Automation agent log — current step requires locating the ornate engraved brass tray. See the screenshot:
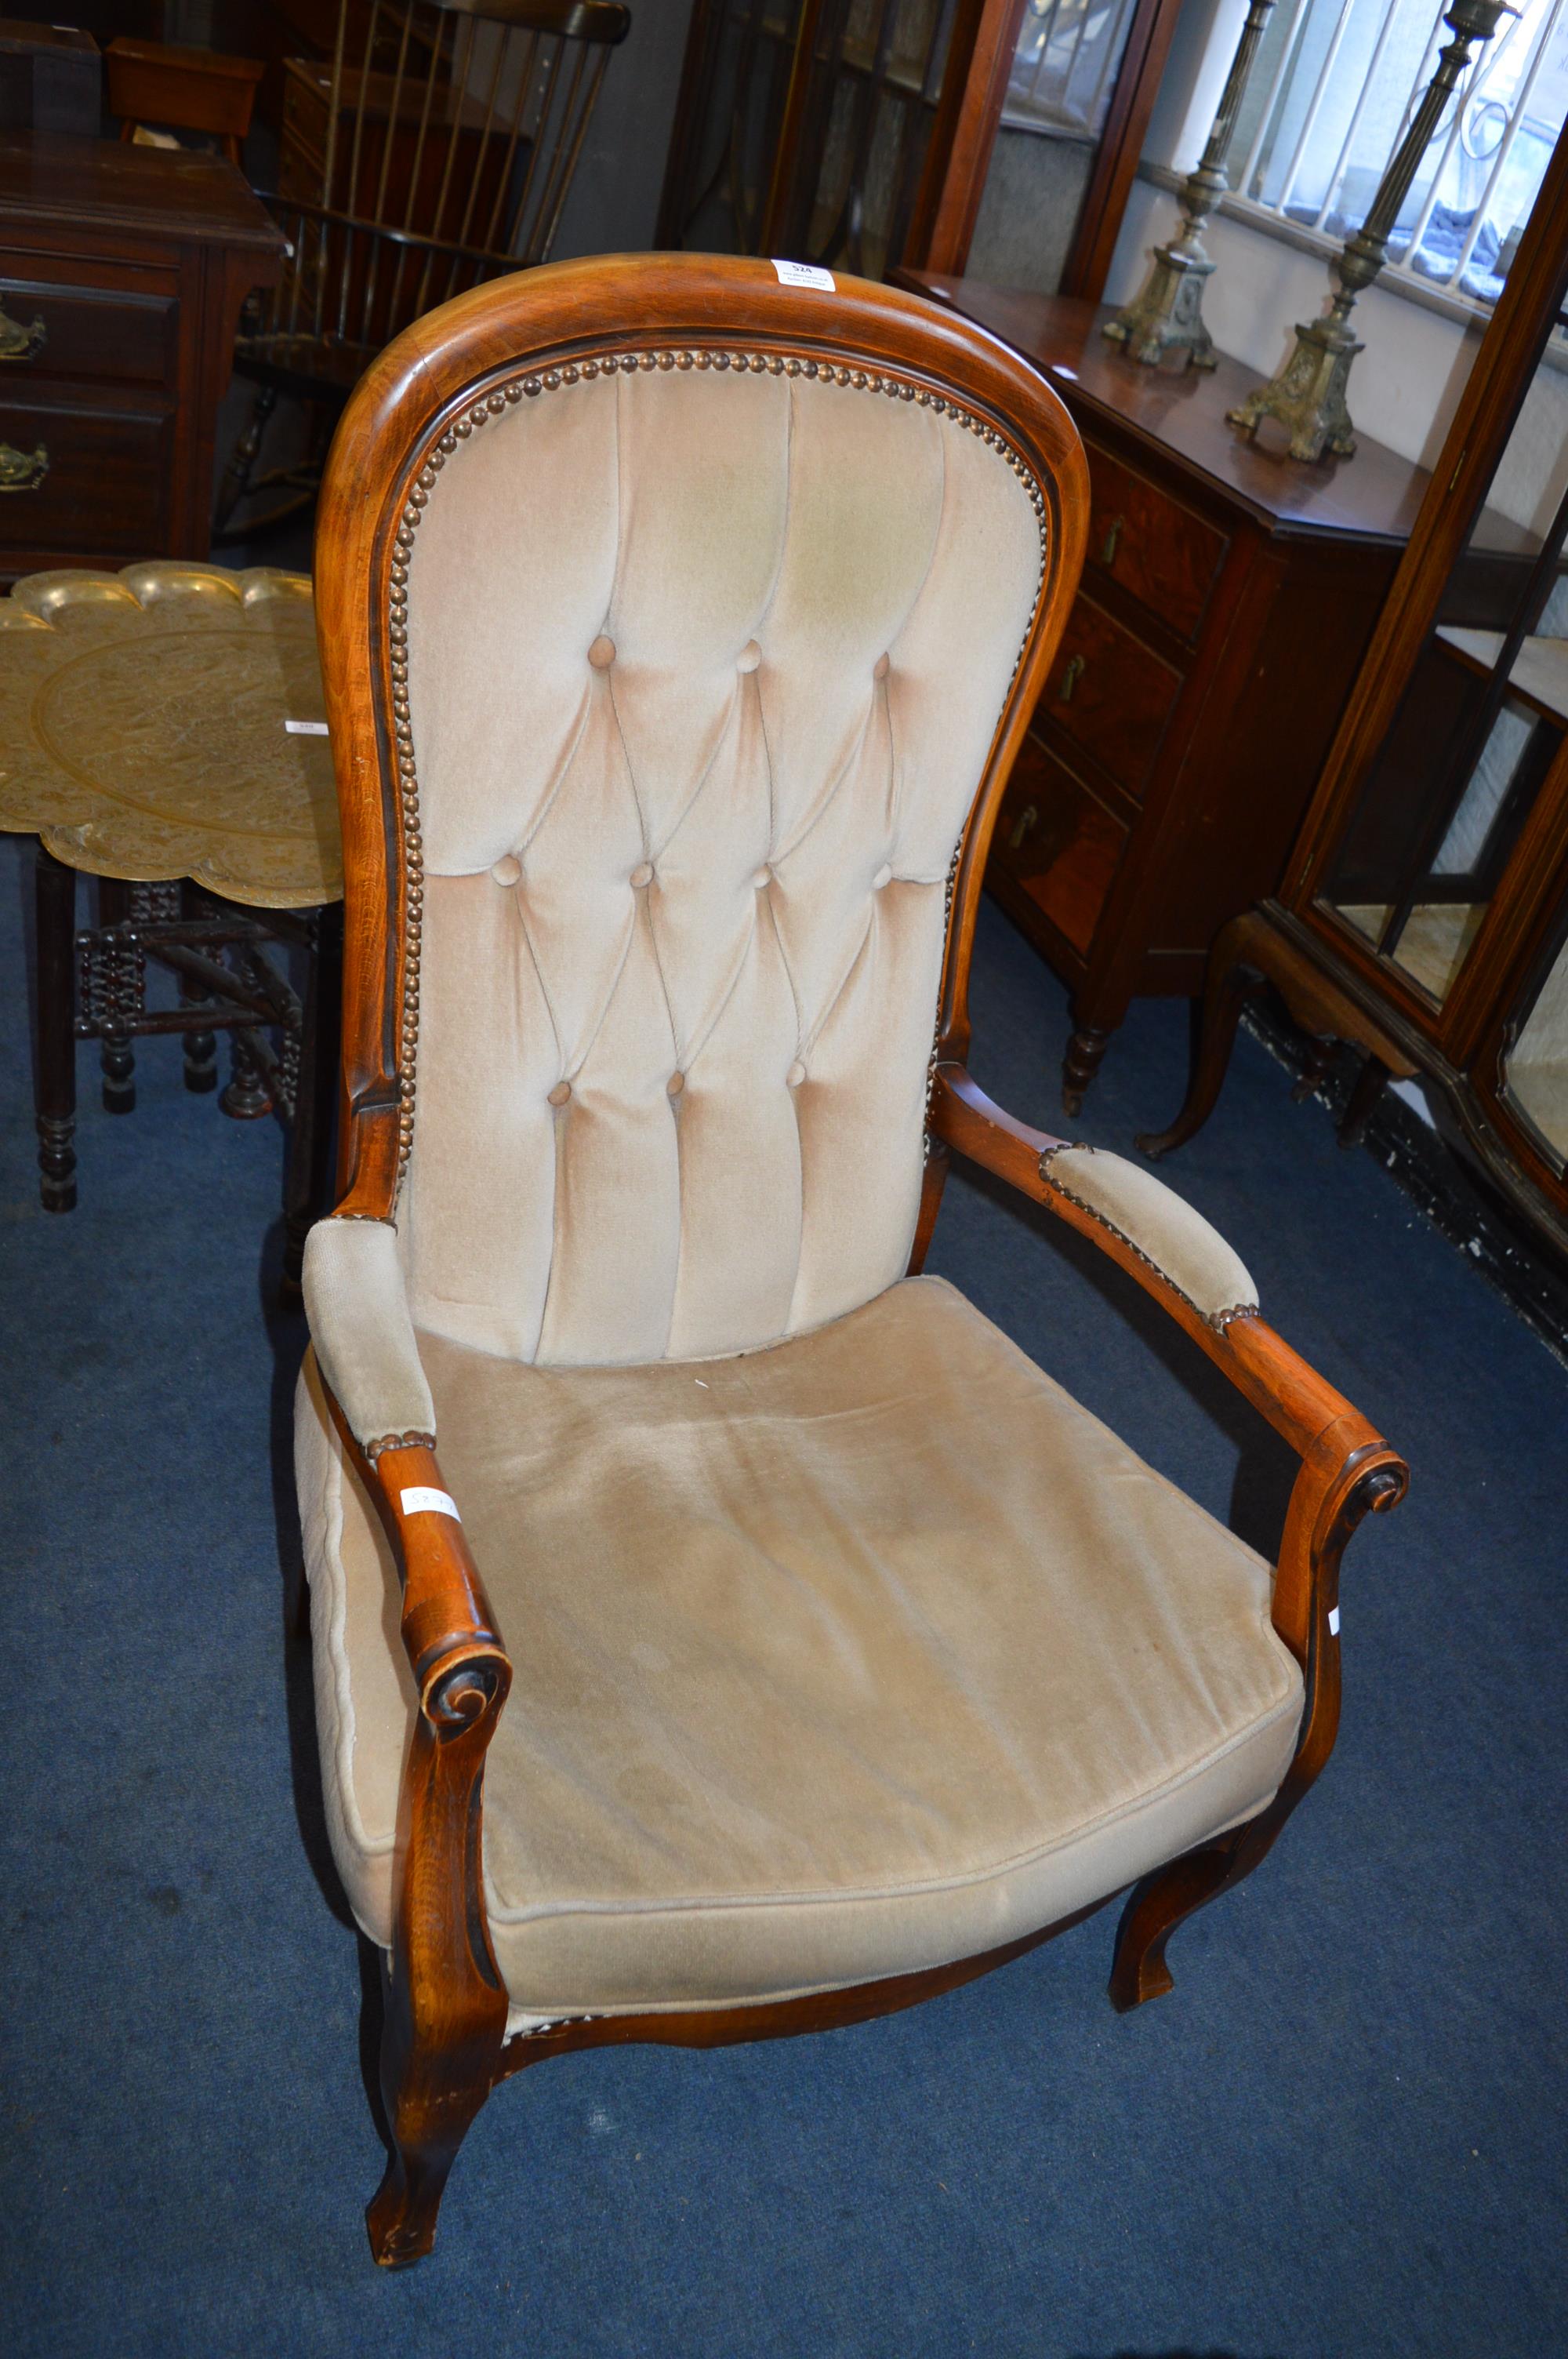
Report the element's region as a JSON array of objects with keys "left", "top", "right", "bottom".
[{"left": 0, "top": 562, "right": 338, "bottom": 908}]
